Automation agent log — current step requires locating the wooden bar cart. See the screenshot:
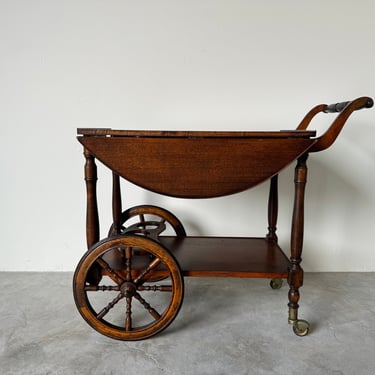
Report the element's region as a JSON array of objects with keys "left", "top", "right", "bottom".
[{"left": 73, "top": 96, "right": 373, "bottom": 341}]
